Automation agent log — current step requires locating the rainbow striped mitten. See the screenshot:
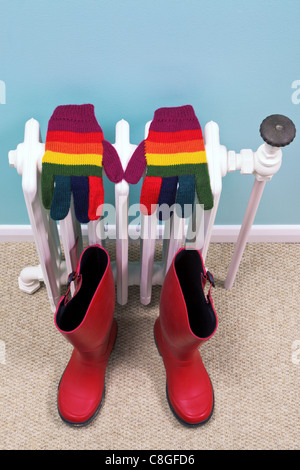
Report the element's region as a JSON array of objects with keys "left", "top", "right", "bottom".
[
  {"left": 124, "top": 105, "right": 213, "bottom": 218},
  {"left": 41, "top": 104, "right": 123, "bottom": 223}
]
